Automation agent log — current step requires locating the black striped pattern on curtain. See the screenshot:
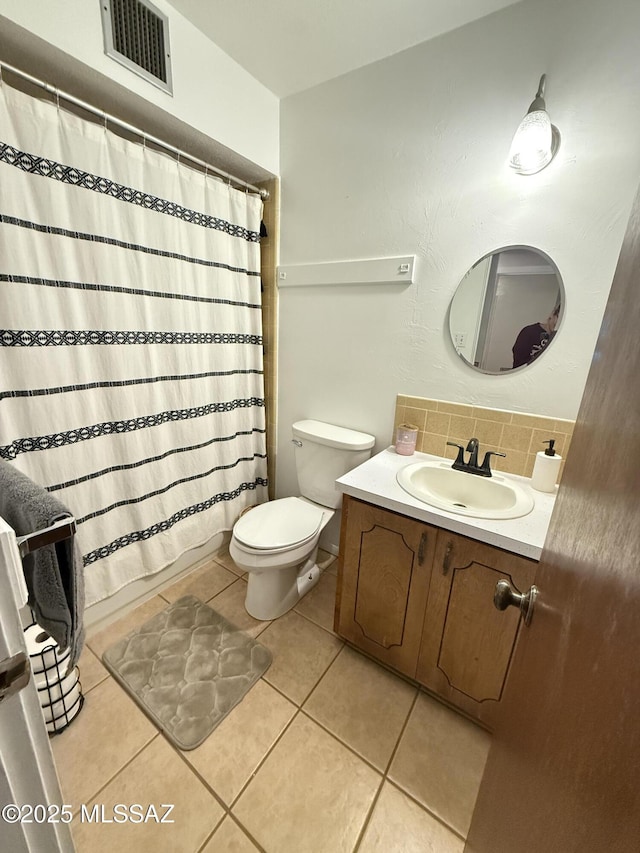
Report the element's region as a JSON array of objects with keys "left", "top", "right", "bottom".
[{"left": 0, "top": 84, "right": 268, "bottom": 605}]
